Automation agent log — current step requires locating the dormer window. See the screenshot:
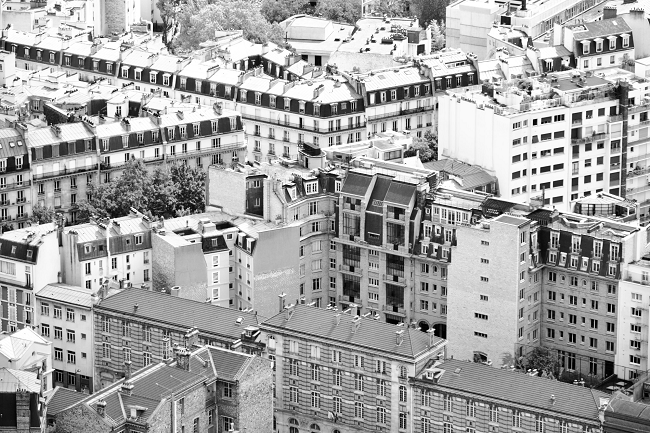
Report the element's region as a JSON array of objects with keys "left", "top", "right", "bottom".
[
  {"left": 270, "top": 95, "right": 276, "bottom": 108},
  {"left": 314, "top": 104, "right": 320, "bottom": 116},
  {"left": 93, "top": 60, "right": 99, "bottom": 71},
  {"left": 64, "top": 55, "right": 70, "bottom": 66},
  {"left": 622, "top": 34, "right": 630, "bottom": 48},
  {"left": 134, "top": 68, "right": 142, "bottom": 81},
  {"left": 210, "top": 83, "right": 217, "bottom": 95},
  {"left": 404, "top": 87, "right": 409, "bottom": 98},
  {"left": 289, "top": 186, "right": 296, "bottom": 200},
  {"left": 168, "top": 127, "right": 175, "bottom": 140},
  {"left": 230, "top": 117, "right": 236, "bottom": 130},
  {"left": 255, "top": 92, "right": 262, "bottom": 105},
  {"left": 225, "top": 86, "right": 231, "bottom": 98},
  {"left": 78, "top": 58, "right": 84, "bottom": 68},
  {"left": 36, "top": 50, "right": 42, "bottom": 61},
  {"left": 595, "top": 38, "right": 603, "bottom": 52},
  {"left": 608, "top": 36, "right": 616, "bottom": 50},
  {"left": 163, "top": 74, "right": 170, "bottom": 86},
  {"left": 240, "top": 90, "right": 247, "bottom": 102},
  {"left": 121, "top": 66, "right": 129, "bottom": 78},
  {"left": 24, "top": 48, "right": 30, "bottom": 57},
  {"left": 305, "top": 181, "right": 318, "bottom": 194},
  {"left": 582, "top": 41, "right": 590, "bottom": 55},
  {"left": 299, "top": 101, "right": 305, "bottom": 114},
  {"left": 180, "top": 77, "right": 186, "bottom": 90},
  {"left": 331, "top": 103, "right": 338, "bottom": 115},
  {"left": 193, "top": 124, "right": 199, "bottom": 135},
  {"left": 195, "top": 80, "right": 202, "bottom": 92},
  {"left": 150, "top": 72, "right": 156, "bottom": 83},
  {"left": 122, "top": 136, "right": 128, "bottom": 148},
  {"left": 284, "top": 98, "right": 290, "bottom": 111}
]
